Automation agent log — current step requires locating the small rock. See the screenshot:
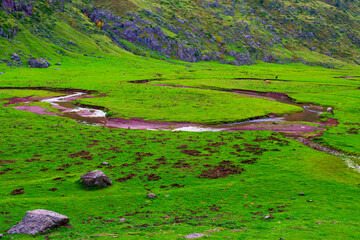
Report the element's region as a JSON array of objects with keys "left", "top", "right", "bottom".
[
  {"left": 0, "top": 72, "right": 4, "bottom": 75},
  {"left": 54, "top": 68, "right": 60, "bottom": 70},
  {"left": 119, "top": 218, "right": 126, "bottom": 222},
  {"left": 146, "top": 193, "right": 156, "bottom": 198},
  {"left": 308, "top": 200, "right": 313, "bottom": 202},
  {"left": 264, "top": 215, "right": 270, "bottom": 219},
  {"left": 299, "top": 192, "right": 305, "bottom": 196},
  {"left": 7, "top": 209, "right": 69, "bottom": 235},
  {"left": 81, "top": 170, "right": 113, "bottom": 188},
  {"left": 0, "top": 233, "right": 3, "bottom": 238},
  {"left": 101, "top": 161, "right": 109, "bottom": 165},
  {"left": 184, "top": 233, "right": 204, "bottom": 239},
  {"left": 67, "top": 41, "right": 76, "bottom": 46},
  {"left": 55, "top": 63, "right": 62, "bottom": 65},
  {"left": 291, "top": 197, "right": 295, "bottom": 200},
  {"left": 165, "top": 195, "right": 169, "bottom": 197}
]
